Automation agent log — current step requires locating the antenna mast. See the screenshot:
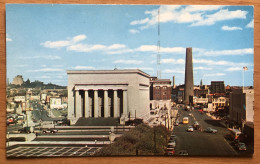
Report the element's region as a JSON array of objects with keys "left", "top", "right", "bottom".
[{"left": 157, "top": 8, "right": 161, "bottom": 79}]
